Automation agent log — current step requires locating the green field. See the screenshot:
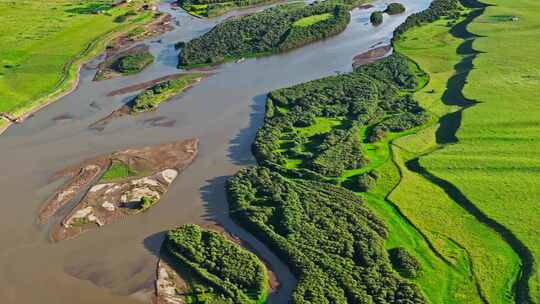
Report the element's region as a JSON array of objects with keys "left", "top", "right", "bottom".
[
  {"left": 293, "top": 13, "right": 332, "bottom": 27},
  {"left": 416, "top": 0, "right": 540, "bottom": 302},
  {"left": 0, "top": 0, "right": 156, "bottom": 117}
]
